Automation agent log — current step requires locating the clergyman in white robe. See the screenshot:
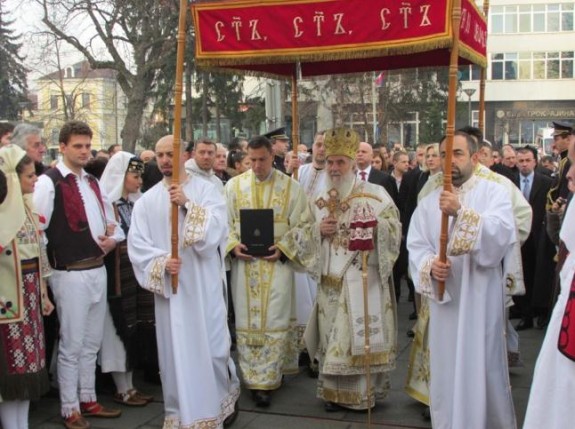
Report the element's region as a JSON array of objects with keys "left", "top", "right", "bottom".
[
  {"left": 408, "top": 174, "right": 518, "bottom": 429},
  {"left": 523, "top": 194, "right": 575, "bottom": 429},
  {"left": 294, "top": 162, "right": 327, "bottom": 339},
  {"left": 129, "top": 176, "right": 239, "bottom": 428}
]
